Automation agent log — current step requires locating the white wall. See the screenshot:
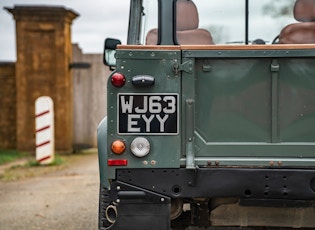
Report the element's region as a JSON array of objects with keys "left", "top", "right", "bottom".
[{"left": 72, "top": 44, "right": 110, "bottom": 149}]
